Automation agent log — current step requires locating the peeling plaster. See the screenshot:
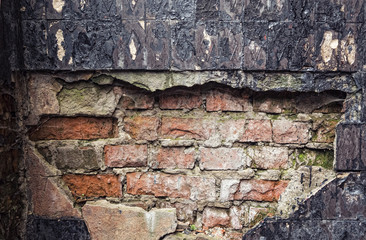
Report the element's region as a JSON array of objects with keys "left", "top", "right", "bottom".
[
  {"left": 55, "top": 29, "right": 65, "bottom": 61},
  {"left": 52, "top": 0, "right": 65, "bottom": 13}
]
